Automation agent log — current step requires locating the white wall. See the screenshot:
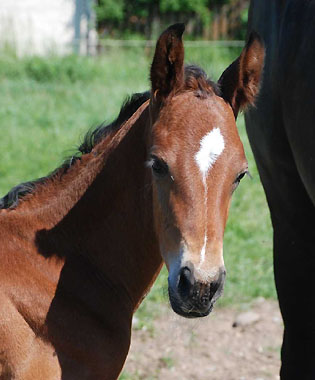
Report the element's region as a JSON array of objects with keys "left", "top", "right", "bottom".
[{"left": 0, "top": 0, "right": 97, "bottom": 55}]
